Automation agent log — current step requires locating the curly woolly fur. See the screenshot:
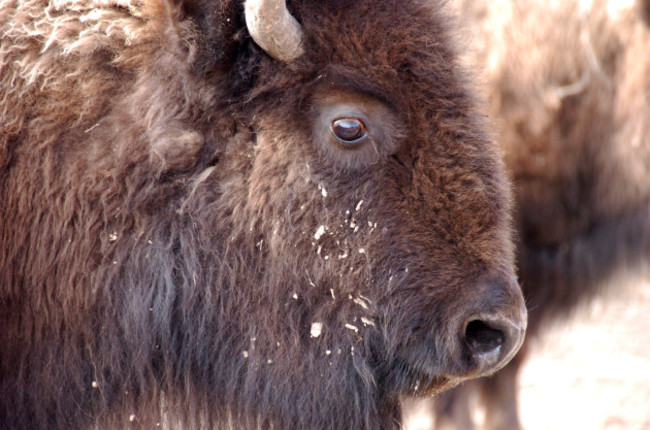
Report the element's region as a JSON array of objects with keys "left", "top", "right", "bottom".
[
  {"left": 431, "top": 1, "right": 650, "bottom": 429},
  {"left": 0, "top": 0, "right": 526, "bottom": 429}
]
